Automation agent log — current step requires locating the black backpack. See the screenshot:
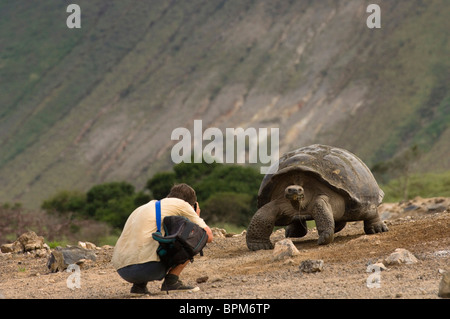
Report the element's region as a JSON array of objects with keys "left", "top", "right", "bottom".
[{"left": 152, "top": 201, "right": 208, "bottom": 268}]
